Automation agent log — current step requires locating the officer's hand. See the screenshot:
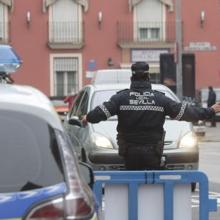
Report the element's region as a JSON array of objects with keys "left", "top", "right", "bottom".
[
  {"left": 81, "top": 115, "right": 88, "bottom": 126},
  {"left": 211, "top": 103, "right": 220, "bottom": 113}
]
